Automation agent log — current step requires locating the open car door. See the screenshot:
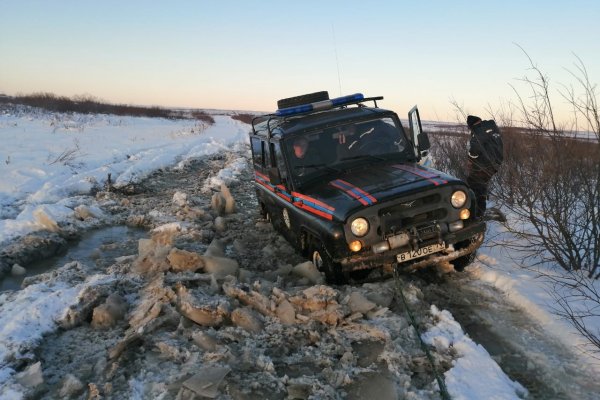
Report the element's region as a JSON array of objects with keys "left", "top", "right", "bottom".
[{"left": 408, "top": 106, "right": 431, "bottom": 164}]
